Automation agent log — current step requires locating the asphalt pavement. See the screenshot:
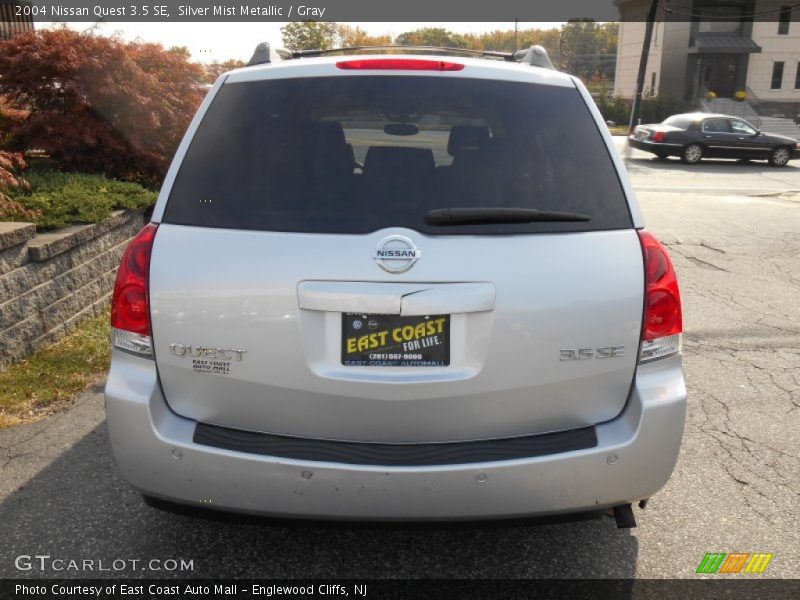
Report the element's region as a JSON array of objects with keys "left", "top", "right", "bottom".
[{"left": 1, "top": 142, "right": 798, "bottom": 579}]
